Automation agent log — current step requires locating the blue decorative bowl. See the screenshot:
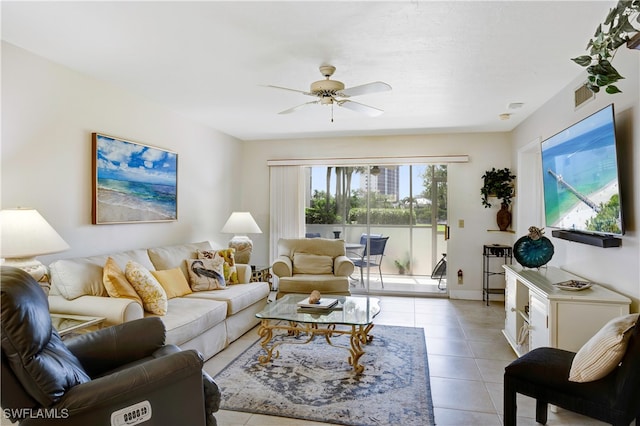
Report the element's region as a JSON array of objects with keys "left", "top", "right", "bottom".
[{"left": 513, "top": 236, "right": 554, "bottom": 268}]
